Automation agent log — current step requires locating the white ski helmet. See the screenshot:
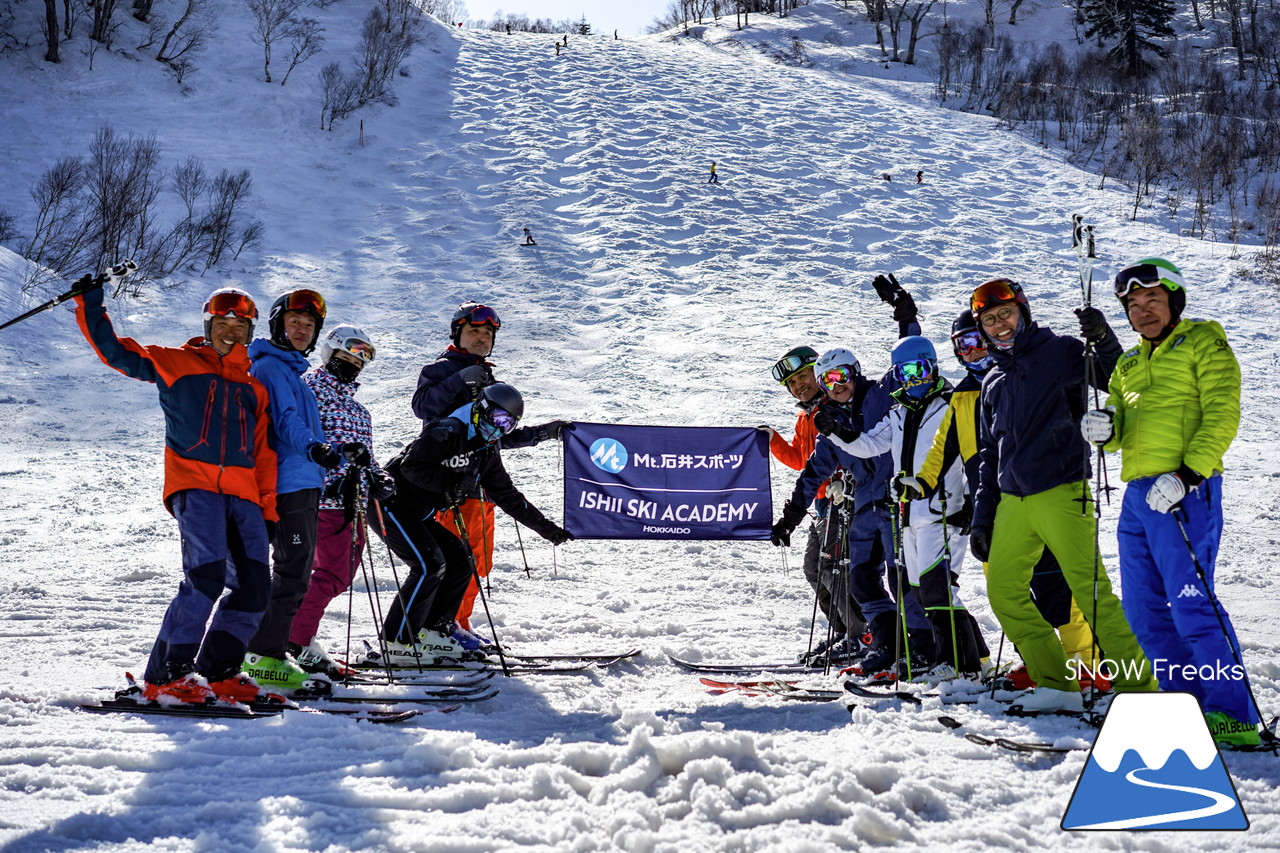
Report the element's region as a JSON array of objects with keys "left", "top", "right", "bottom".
[
  {"left": 319, "top": 324, "right": 376, "bottom": 365},
  {"left": 814, "top": 347, "right": 861, "bottom": 390},
  {"left": 202, "top": 287, "right": 258, "bottom": 342}
]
